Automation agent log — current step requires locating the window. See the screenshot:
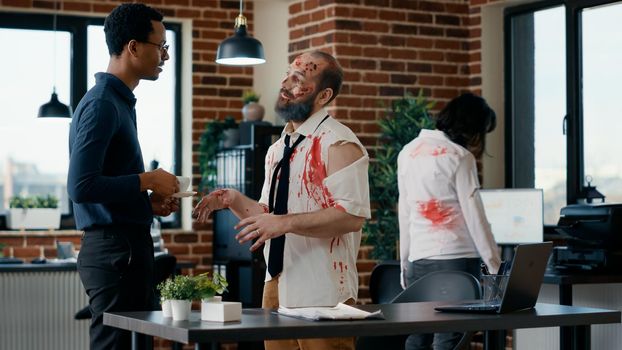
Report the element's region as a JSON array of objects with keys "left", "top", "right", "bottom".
[
  {"left": 581, "top": 3, "right": 622, "bottom": 203},
  {"left": 0, "top": 28, "right": 72, "bottom": 214},
  {"left": 505, "top": 0, "right": 622, "bottom": 225},
  {"left": 0, "top": 13, "right": 182, "bottom": 228},
  {"left": 87, "top": 26, "right": 178, "bottom": 176}
]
